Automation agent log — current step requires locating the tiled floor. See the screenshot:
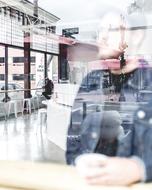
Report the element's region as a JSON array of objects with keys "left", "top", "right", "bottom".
[{"left": 0, "top": 111, "right": 65, "bottom": 164}]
